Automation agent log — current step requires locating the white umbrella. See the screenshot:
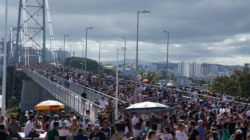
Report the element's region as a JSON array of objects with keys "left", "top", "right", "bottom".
[{"left": 124, "top": 101, "right": 174, "bottom": 114}]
